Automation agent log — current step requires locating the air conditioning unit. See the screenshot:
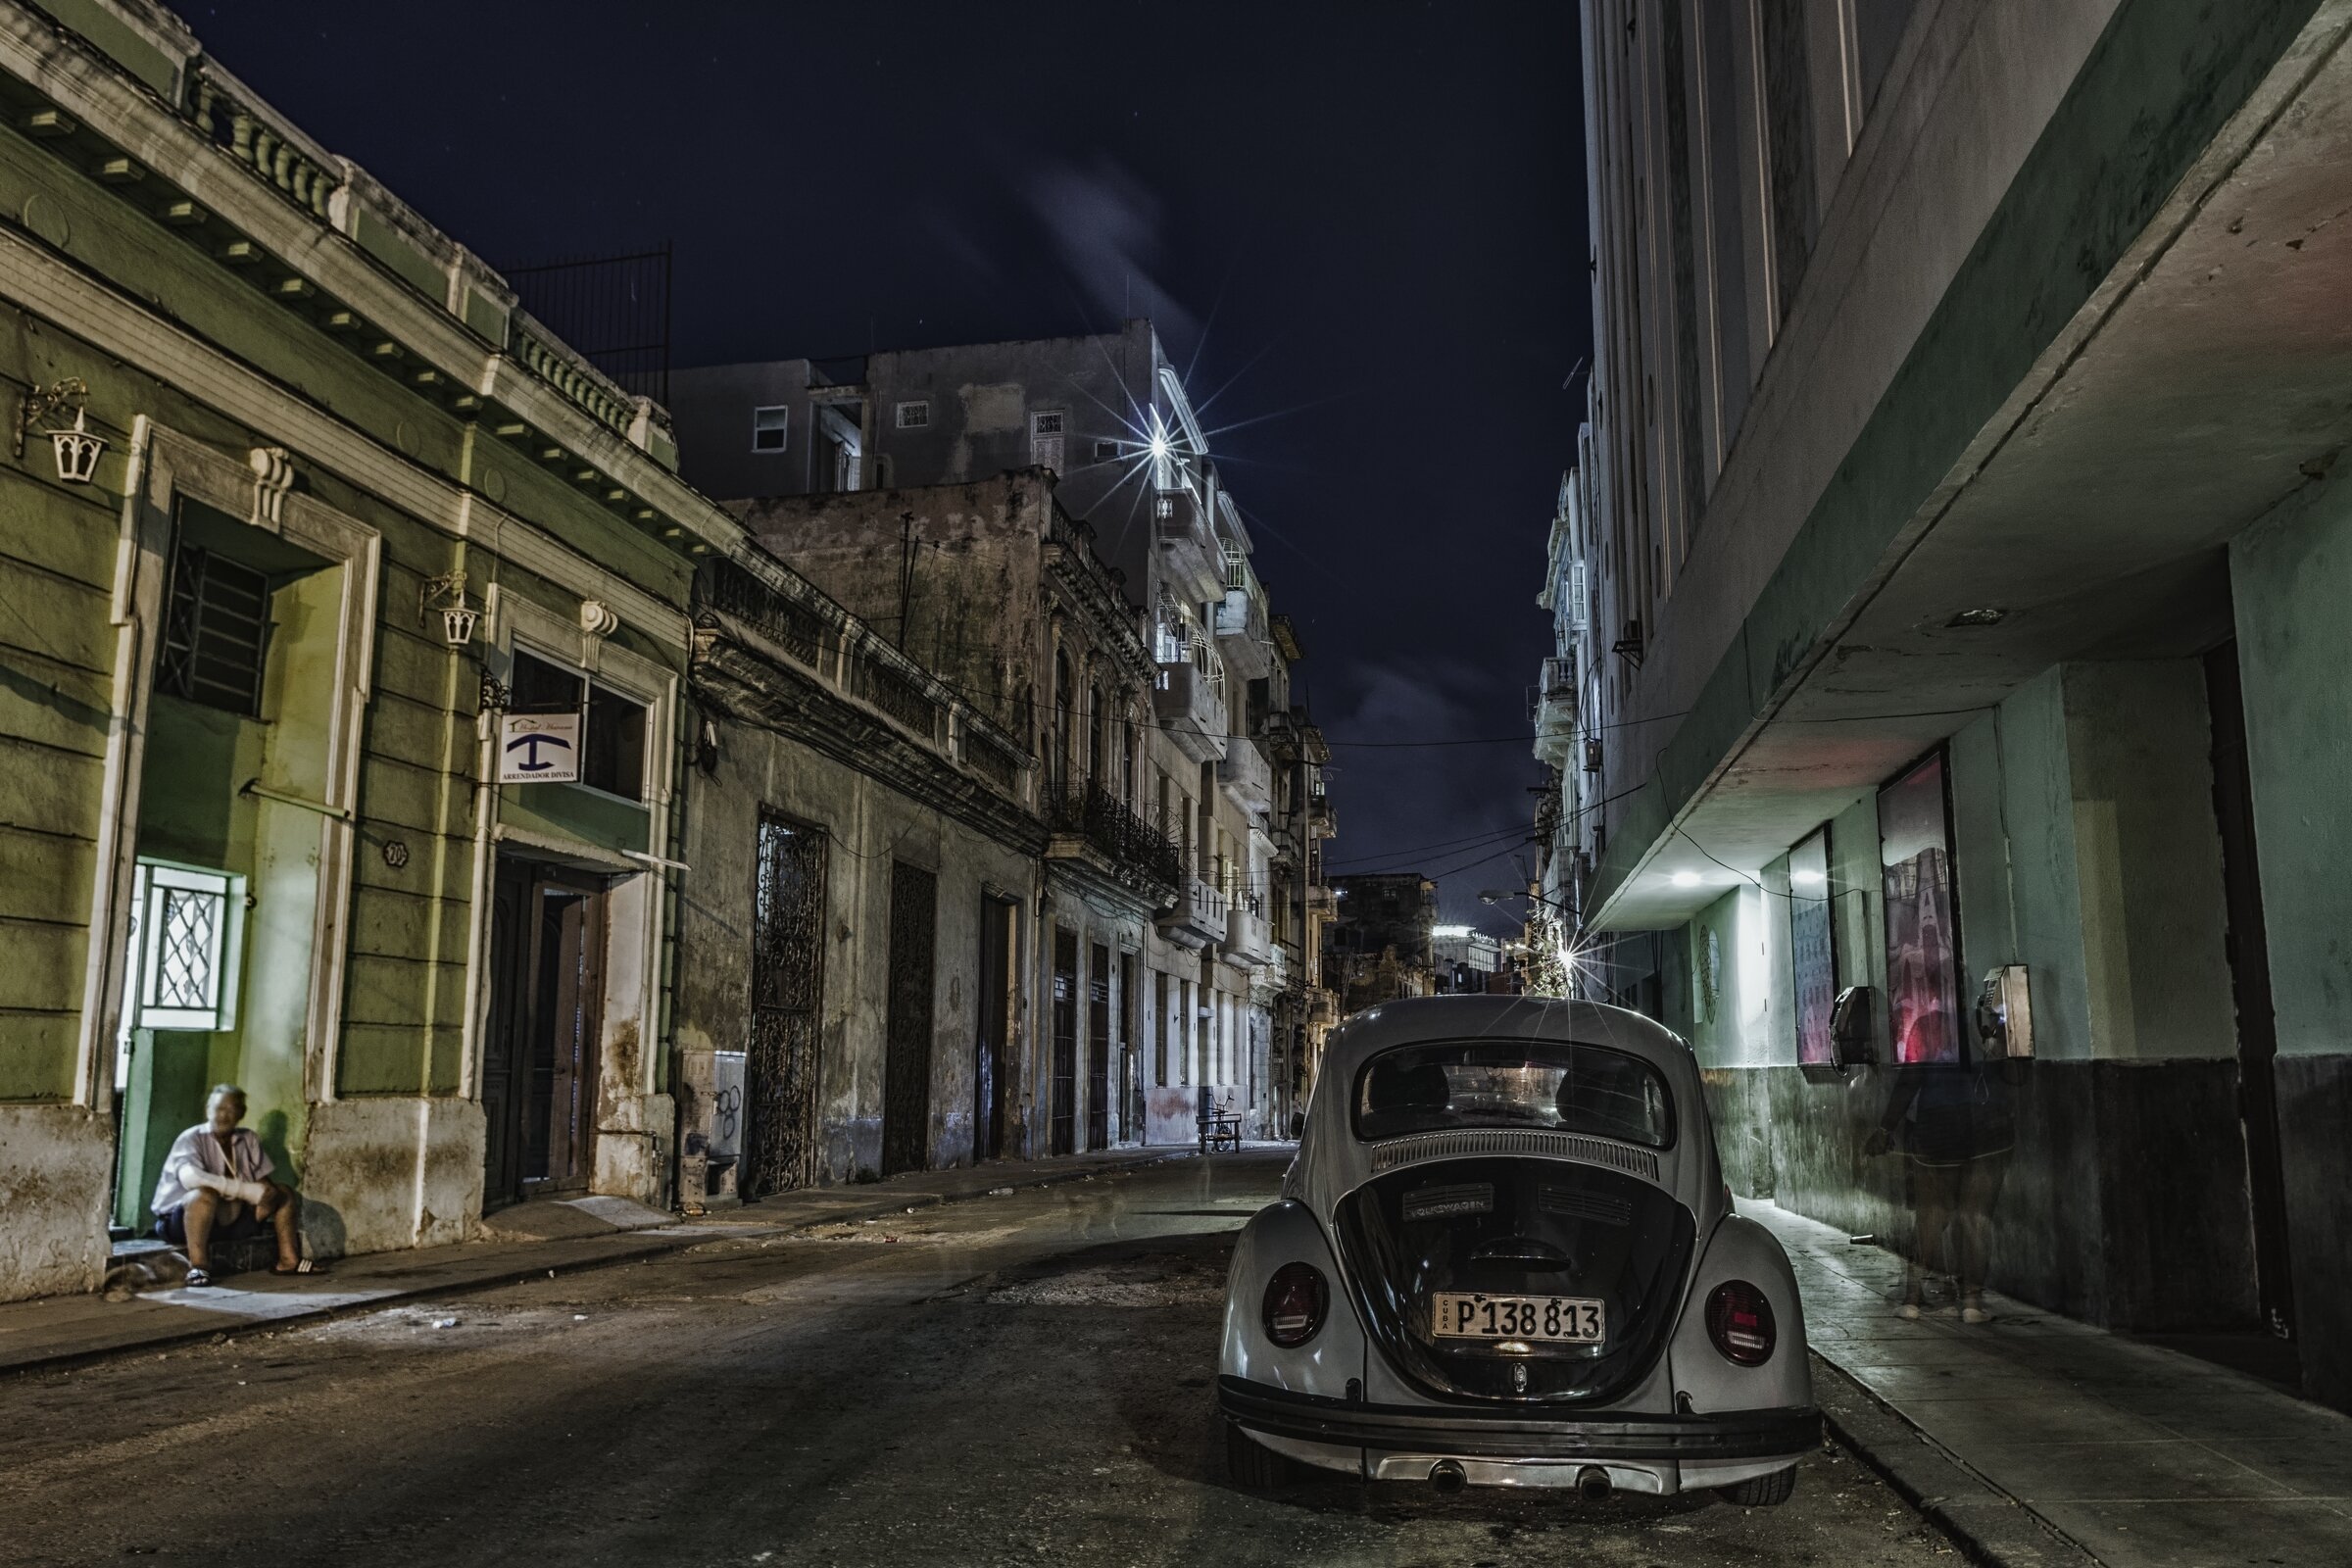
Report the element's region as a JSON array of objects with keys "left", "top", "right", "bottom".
[{"left": 1582, "top": 737, "right": 1603, "bottom": 774}]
